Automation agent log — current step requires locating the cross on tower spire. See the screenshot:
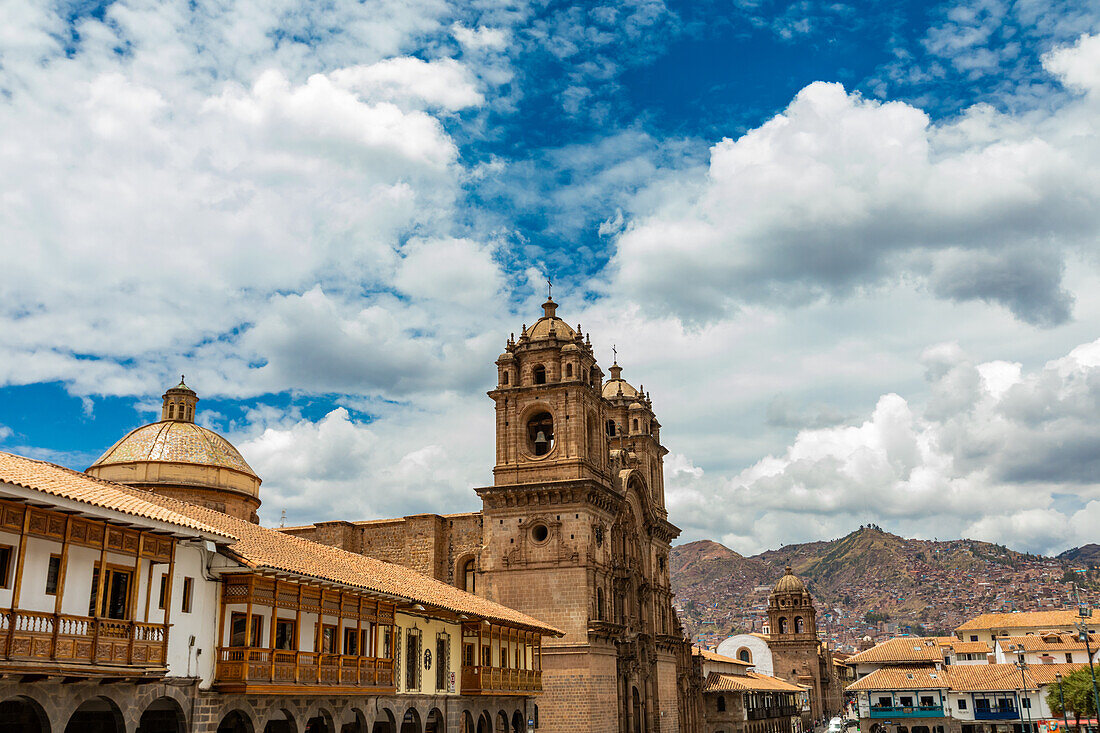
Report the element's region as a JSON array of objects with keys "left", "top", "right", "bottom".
[{"left": 547, "top": 278, "right": 552, "bottom": 299}]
